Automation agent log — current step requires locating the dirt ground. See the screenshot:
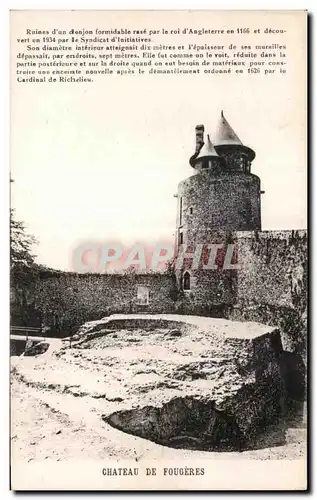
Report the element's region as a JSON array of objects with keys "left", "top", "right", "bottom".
[
  {"left": 10, "top": 327, "right": 307, "bottom": 463},
  {"left": 10, "top": 377, "right": 307, "bottom": 463}
]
